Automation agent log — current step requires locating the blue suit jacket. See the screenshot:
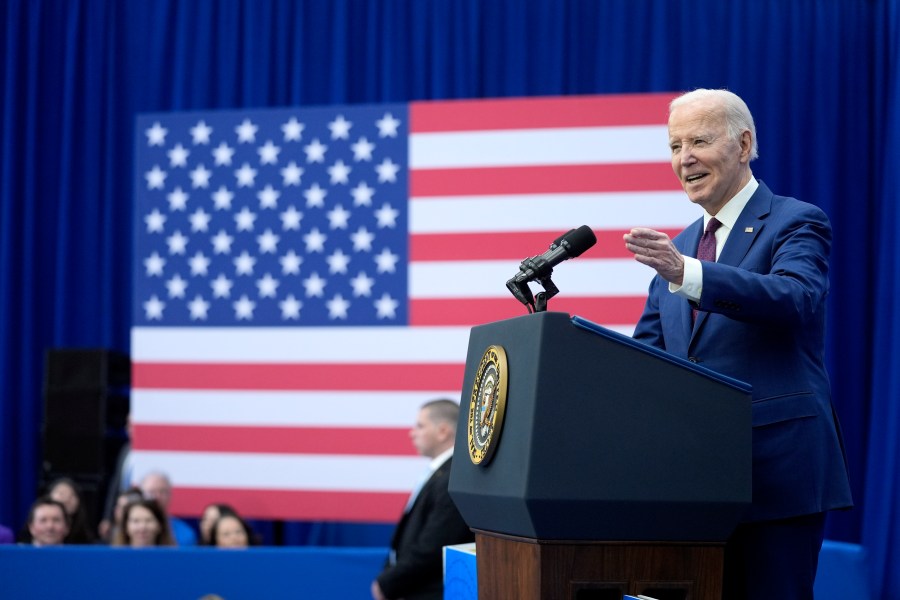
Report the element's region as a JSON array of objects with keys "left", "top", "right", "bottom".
[{"left": 633, "top": 181, "right": 852, "bottom": 522}]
